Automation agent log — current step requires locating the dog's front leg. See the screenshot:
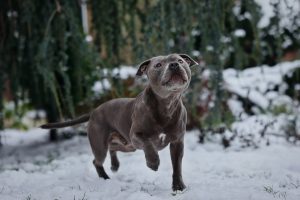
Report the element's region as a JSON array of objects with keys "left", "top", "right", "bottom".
[
  {"left": 143, "top": 140, "right": 160, "bottom": 171},
  {"left": 132, "top": 132, "right": 160, "bottom": 171},
  {"left": 170, "top": 139, "right": 186, "bottom": 192}
]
